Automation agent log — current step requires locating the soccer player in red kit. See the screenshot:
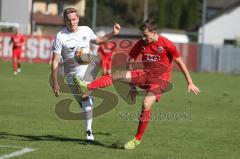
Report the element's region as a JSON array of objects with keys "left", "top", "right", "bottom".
[
  {"left": 73, "top": 19, "right": 200, "bottom": 149},
  {"left": 98, "top": 42, "right": 116, "bottom": 75},
  {"left": 10, "top": 28, "right": 25, "bottom": 75}
]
